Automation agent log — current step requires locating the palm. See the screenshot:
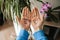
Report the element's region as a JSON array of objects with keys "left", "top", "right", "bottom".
[
  {"left": 16, "top": 7, "right": 31, "bottom": 30},
  {"left": 31, "top": 7, "right": 44, "bottom": 30}
]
